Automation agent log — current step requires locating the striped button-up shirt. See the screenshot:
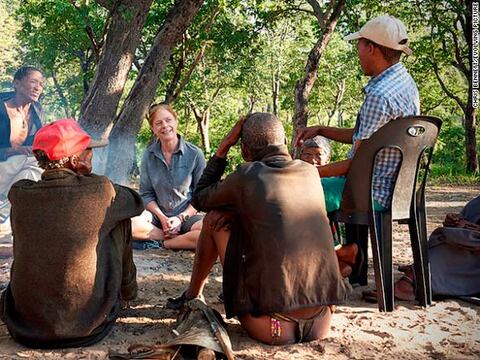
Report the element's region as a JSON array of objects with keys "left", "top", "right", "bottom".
[{"left": 348, "top": 63, "right": 420, "bottom": 208}]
